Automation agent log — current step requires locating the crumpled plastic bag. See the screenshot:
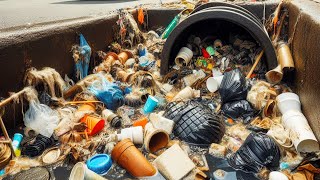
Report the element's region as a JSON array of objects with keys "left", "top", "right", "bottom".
[
  {"left": 163, "top": 100, "right": 225, "bottom": 146},
  {"left": 24, "top": 100, "right": 59, "bottom": 138},
  {"left": 222, "top": 100, "right": 256, "bottom": 124},
  {"left": 219, "top": 69, "right": 249, "bottom": 103},
  {"left": 228, "top": 132, "right": 280, "bottom": 174},
  {"left": 73, "top": 34, "right": 91, "bottom": 81},
  {"left": 88, "top": 74, "right": 124, "bottom": 110}
]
